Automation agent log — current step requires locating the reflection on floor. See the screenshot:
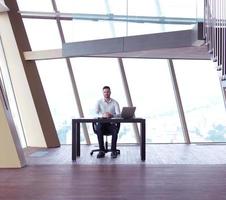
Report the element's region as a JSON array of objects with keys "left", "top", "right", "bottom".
[{"left": 24, "top": 143, "right": 226, "bottom": 165}]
